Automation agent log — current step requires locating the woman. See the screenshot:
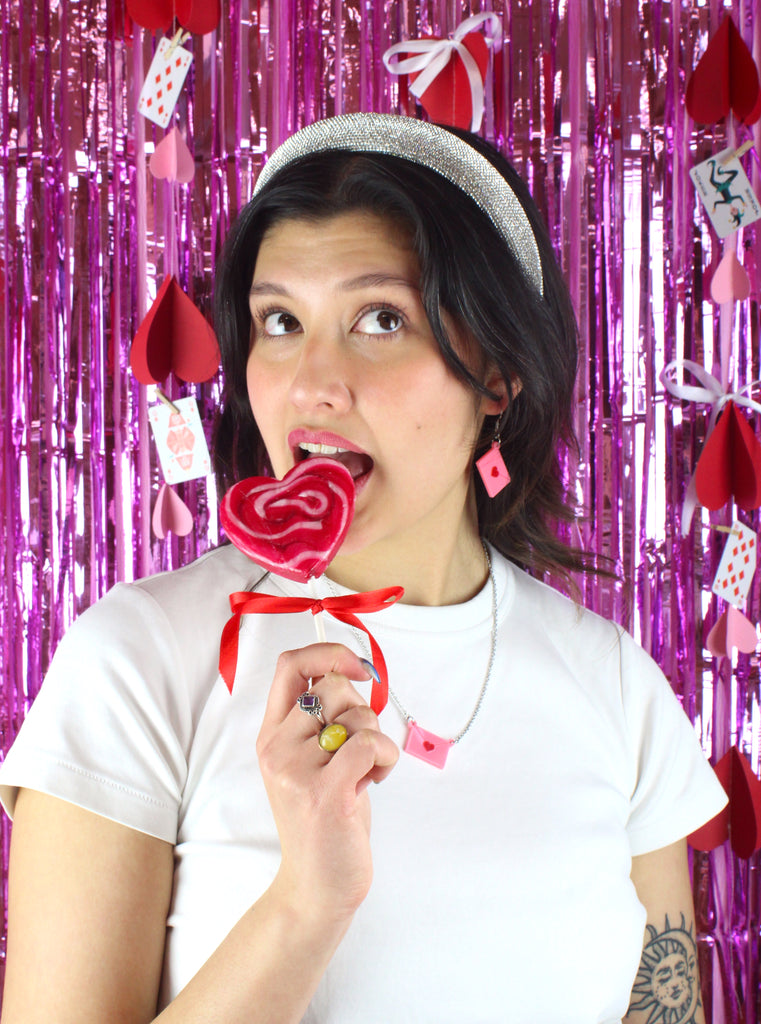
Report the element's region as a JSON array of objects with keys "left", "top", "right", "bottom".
[{"left": 0, "top": 114, "right": 726, "bottom": 1023}]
